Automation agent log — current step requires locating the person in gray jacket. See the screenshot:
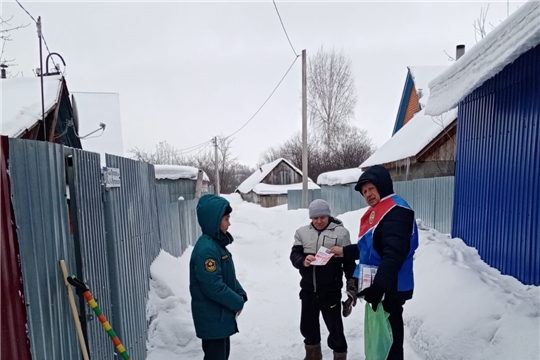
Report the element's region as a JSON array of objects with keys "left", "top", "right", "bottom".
[{"left": 290, "top": 199, "right": 357, "bottom": 360}]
